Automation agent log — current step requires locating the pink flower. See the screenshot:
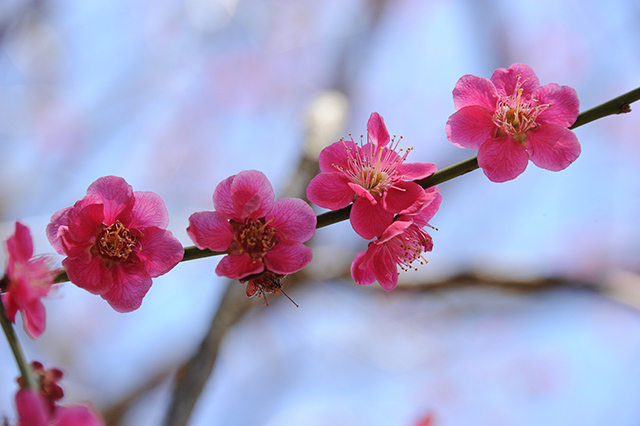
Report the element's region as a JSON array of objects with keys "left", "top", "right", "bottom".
[
  {"left": 187, "top": 170, "right": 315, "bottom": 291},
  {"left": 446, "top": 63, "right": 581, "bottom": 182},
  {"left": 1, "top": 222, "right": 54, "bottom": 339},
  {"left": 306, "top": 112, "right": 437, "bottom": 239},
  {"left": 46, "top": 176, "right": 184, "bottom": 313},
  {"left": 351, "top": 188, "right": 442, "bottom": 290},
  {"left": 14, "top": 362, "right": 104, "bottom": 426},
  {"left": 15, "top": 390, "right": 104, "bottom": 426}
]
